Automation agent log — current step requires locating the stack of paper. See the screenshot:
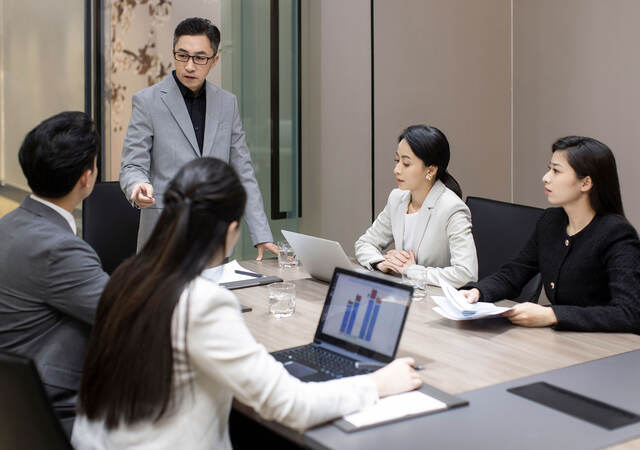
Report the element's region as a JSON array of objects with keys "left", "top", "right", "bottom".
[
  {"left": 342, "top": 391, "right": 447, "bottom": 428},
  {"left": 201, "top": 260, "right": 260, "bottom": 284},
  {"left": 432, "top": 275, "right": 512, "bottom": 321}
]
